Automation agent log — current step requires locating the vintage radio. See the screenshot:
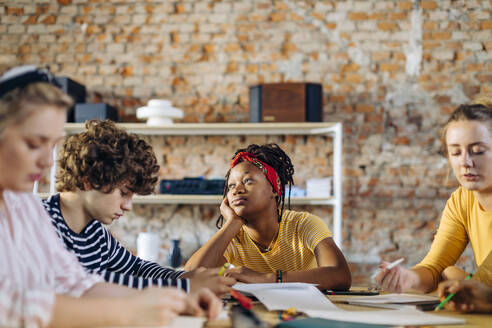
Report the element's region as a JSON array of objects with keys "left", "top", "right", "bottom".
[{"left": 249, "top": 83, "right": 322, "bottom": 122}]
